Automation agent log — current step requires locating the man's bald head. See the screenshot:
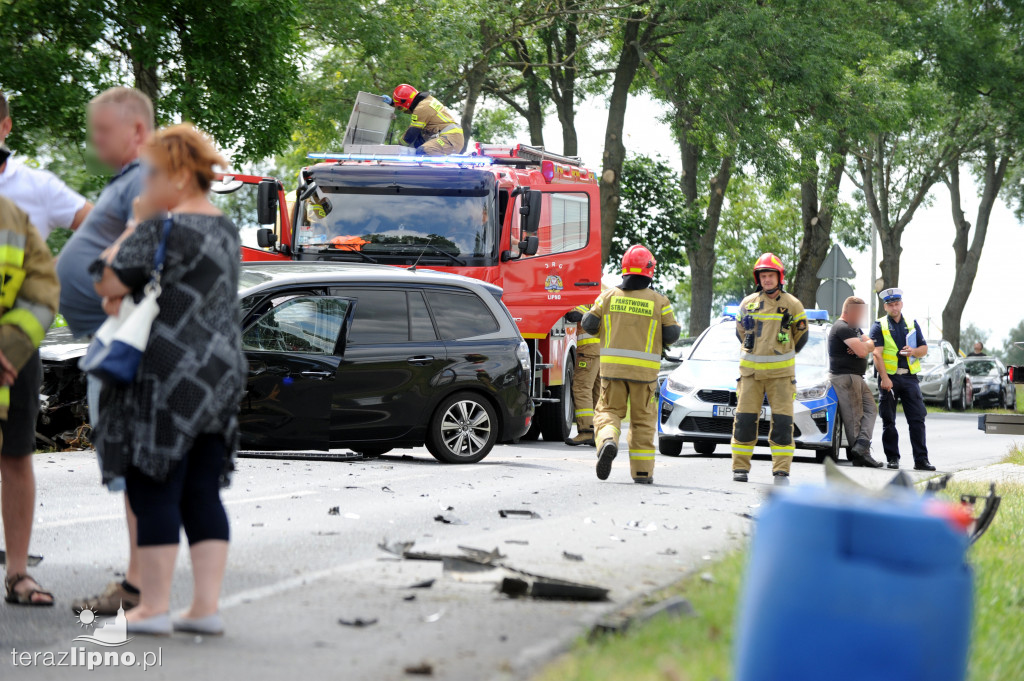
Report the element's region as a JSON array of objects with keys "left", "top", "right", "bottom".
[{"left": 87, "top": 87, "right": 155, "bottom": 169}]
